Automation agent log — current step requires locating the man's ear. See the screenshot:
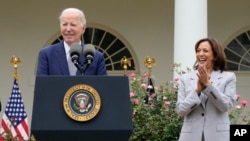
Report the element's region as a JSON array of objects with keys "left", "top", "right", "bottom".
[{"left": 82, "top": 25, "right": 86, "bottom": 33}]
